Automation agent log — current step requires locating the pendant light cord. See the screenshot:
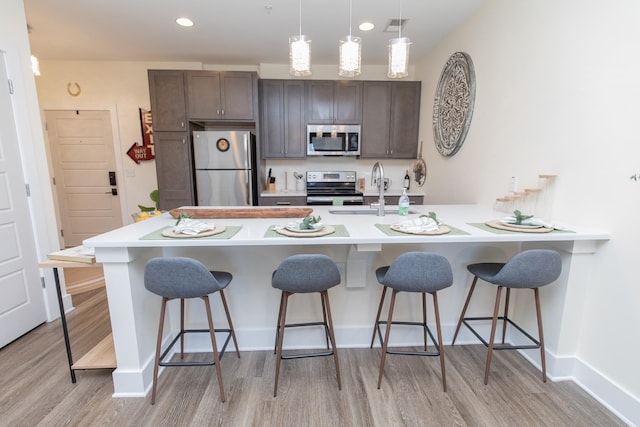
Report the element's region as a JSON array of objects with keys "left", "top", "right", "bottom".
[
  {"left": 399, "top": 0, "right": 403, "bottom": 38},
  {"left": 349, "top": 0, "right": 353, "bottom": 37},
  {"left": 299, "top": 0, "right": 303, "bottom": 37}
]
